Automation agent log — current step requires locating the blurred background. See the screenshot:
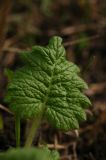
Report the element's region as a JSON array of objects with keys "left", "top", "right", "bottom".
[{"left": 0, "top": 0, "right": 106, "bottom": 159}]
